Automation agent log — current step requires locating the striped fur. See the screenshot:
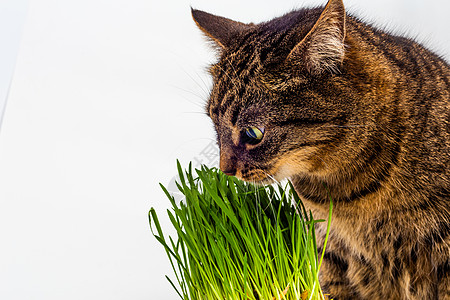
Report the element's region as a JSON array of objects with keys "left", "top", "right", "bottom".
[{"left": 192, "top": 0, "right": 450, "bottom": 298}]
